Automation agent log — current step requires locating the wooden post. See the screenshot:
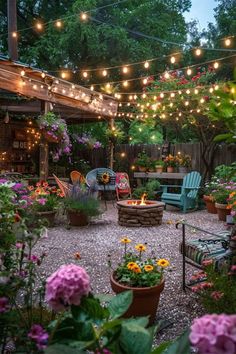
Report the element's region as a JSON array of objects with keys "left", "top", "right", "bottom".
[
  {"left": 108, "top": 118, "right": 114, "bottom": 170},
  {"left": 39, "top": 101, "right": 49, "bottom": 180},
  {"left": 7, "top": 0, "right": 18, "bottom": 61}
]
